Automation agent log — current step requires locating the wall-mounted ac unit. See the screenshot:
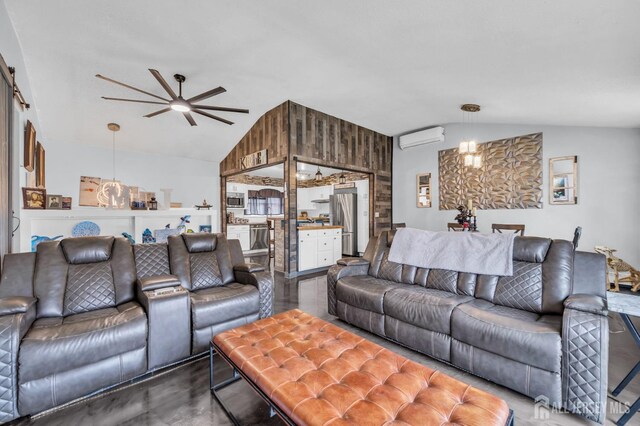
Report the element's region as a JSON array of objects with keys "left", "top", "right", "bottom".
[{"left": 398, "top": 126, "right": 445, "bottom": 150}]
